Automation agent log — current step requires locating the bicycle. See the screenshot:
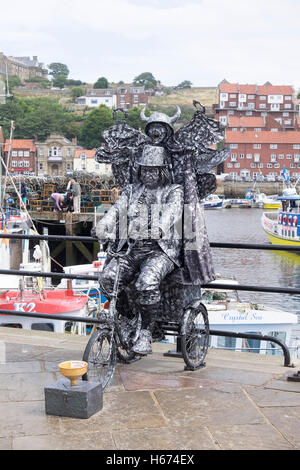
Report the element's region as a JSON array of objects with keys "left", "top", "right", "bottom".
[{"left": 82, "top": 242, "right": 210, "bottom": 392}]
